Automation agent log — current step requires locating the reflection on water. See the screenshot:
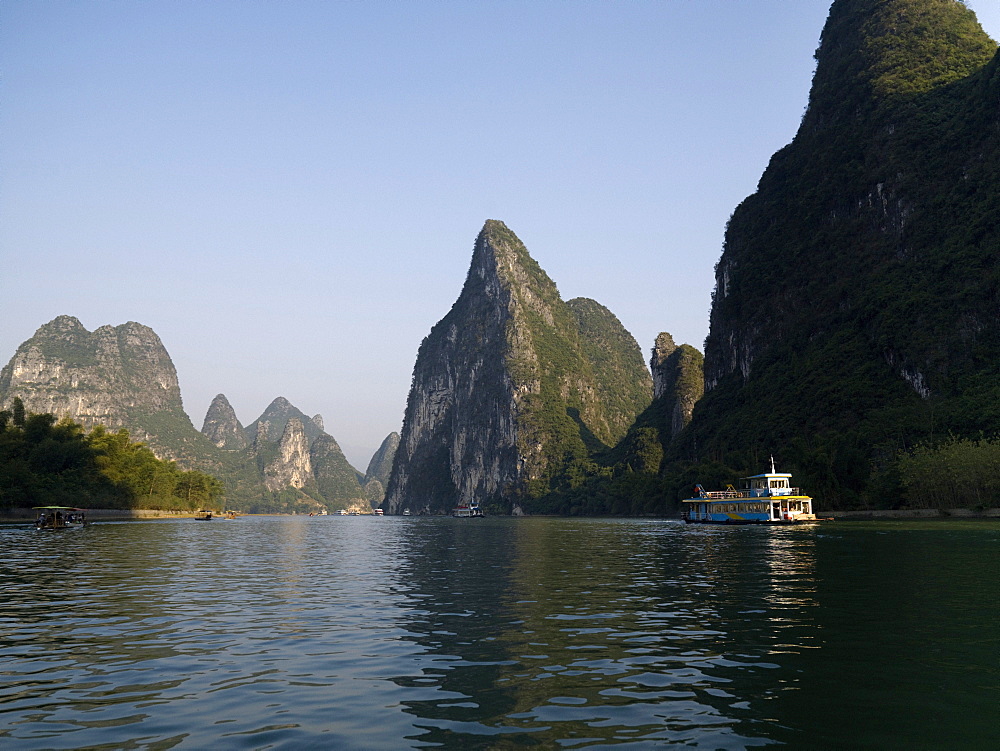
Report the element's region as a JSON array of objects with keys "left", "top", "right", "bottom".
[{"left": 0, "top": 517, "right": 997, "bottom": 749}]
